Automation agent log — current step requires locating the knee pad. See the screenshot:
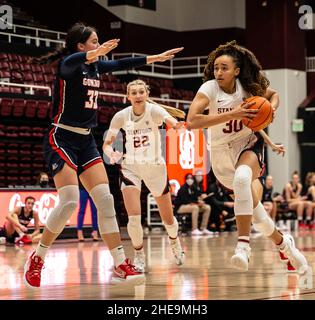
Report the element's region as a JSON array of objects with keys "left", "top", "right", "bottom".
[
  {"left": 127, "top": 215, "right": 143, "bottom": 248},
  {"left": 252, "top": 202, "right": 275, "bottom": 237},
  {"left": 46, "top": 185, "right": 79, "bottom": 234},
  {"left": 233, "top": 165, "right": 253, "bottom": 216},
  {"left": 89, "top": 184, "right": 119, "bottom": 234}
]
